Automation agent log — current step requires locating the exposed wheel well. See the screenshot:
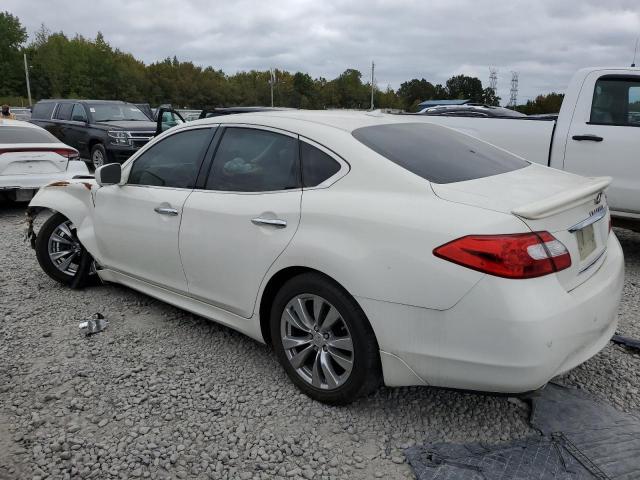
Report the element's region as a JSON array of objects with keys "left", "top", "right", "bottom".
[{"left": 259, "top": 266, "right": 368, "bottom": 347}]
